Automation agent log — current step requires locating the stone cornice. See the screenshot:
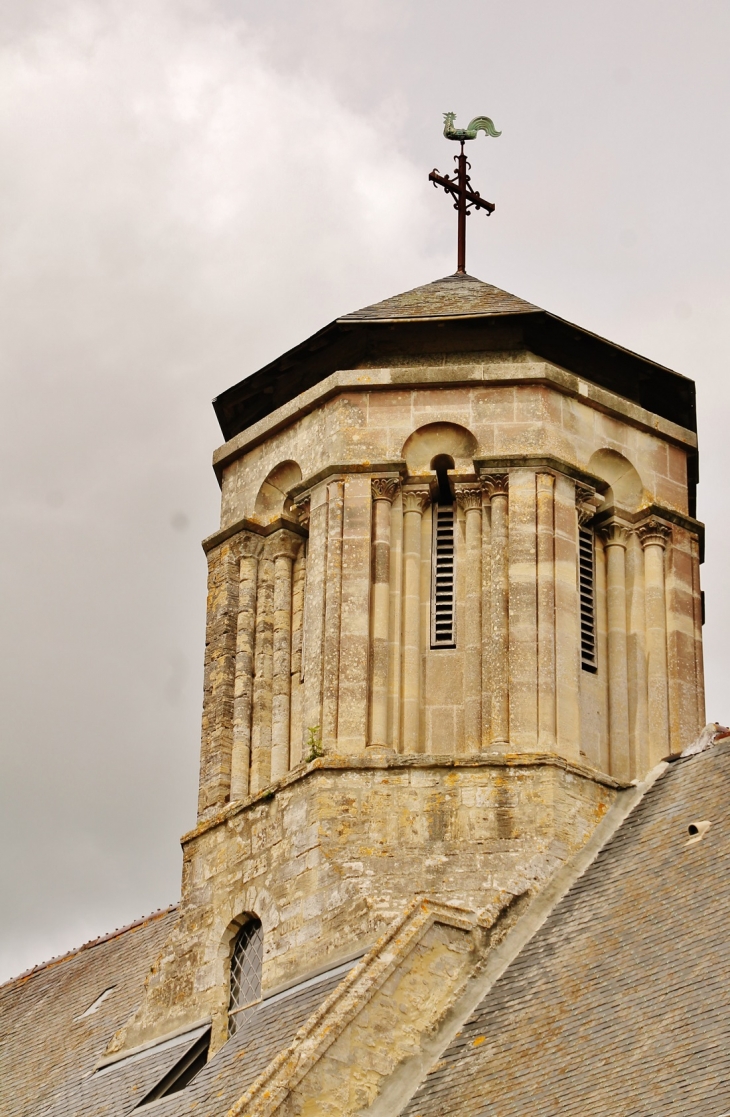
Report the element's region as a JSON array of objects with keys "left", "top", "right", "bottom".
[
  {"left": 591, "top": 503, "right": 704, "bottom": 559},
  {"left": 201, "top": 515, "right": 308, "bottom": 555},
  {"left": 477, "top": 456, "right": 610, "bottom": 495},
  {"left": 182, "top": 751, "right": 627, "bottom": 847},
  {"left": 212, "top": 361, "right": 697, "bottom": 482}
]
